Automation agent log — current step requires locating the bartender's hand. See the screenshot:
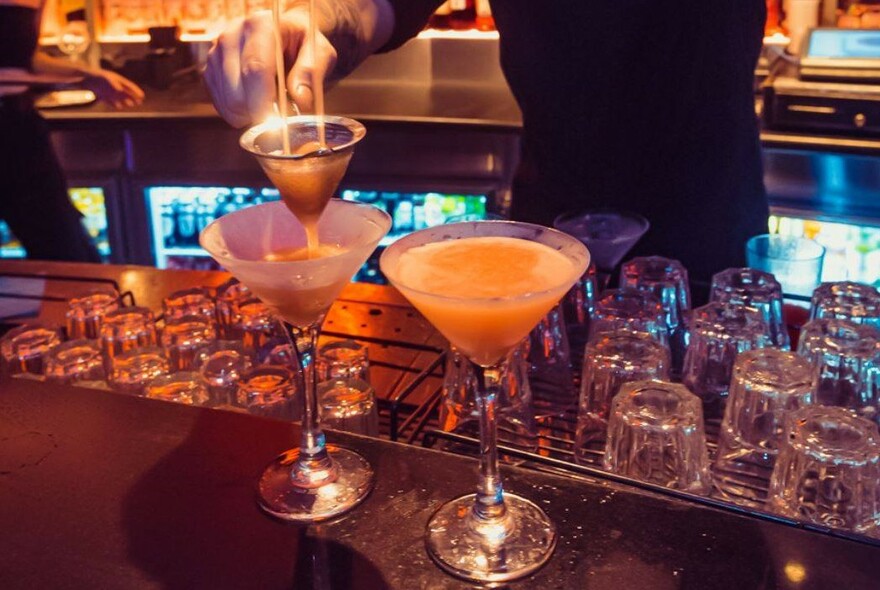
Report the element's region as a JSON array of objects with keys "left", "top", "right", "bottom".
[
  {"left": 205, "top": 0, "right": 394, "bottom": 128},
  {"left": 82, "top": 69, "right": 145, "bottom": 109}
]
